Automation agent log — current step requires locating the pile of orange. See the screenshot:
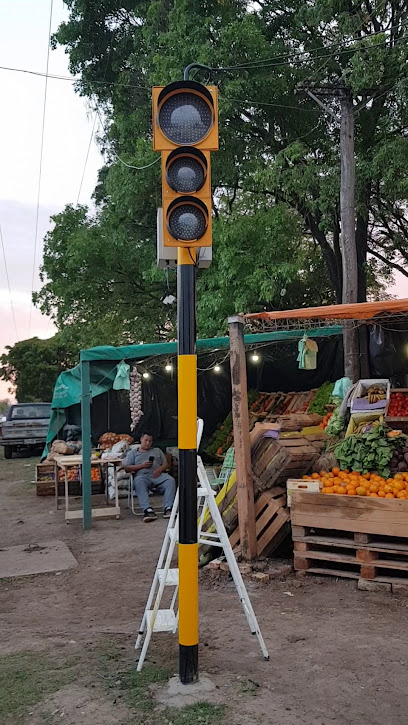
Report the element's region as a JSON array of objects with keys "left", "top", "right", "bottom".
[{"left": 302, "top": 467, "right": 408, "bottom": 499}]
